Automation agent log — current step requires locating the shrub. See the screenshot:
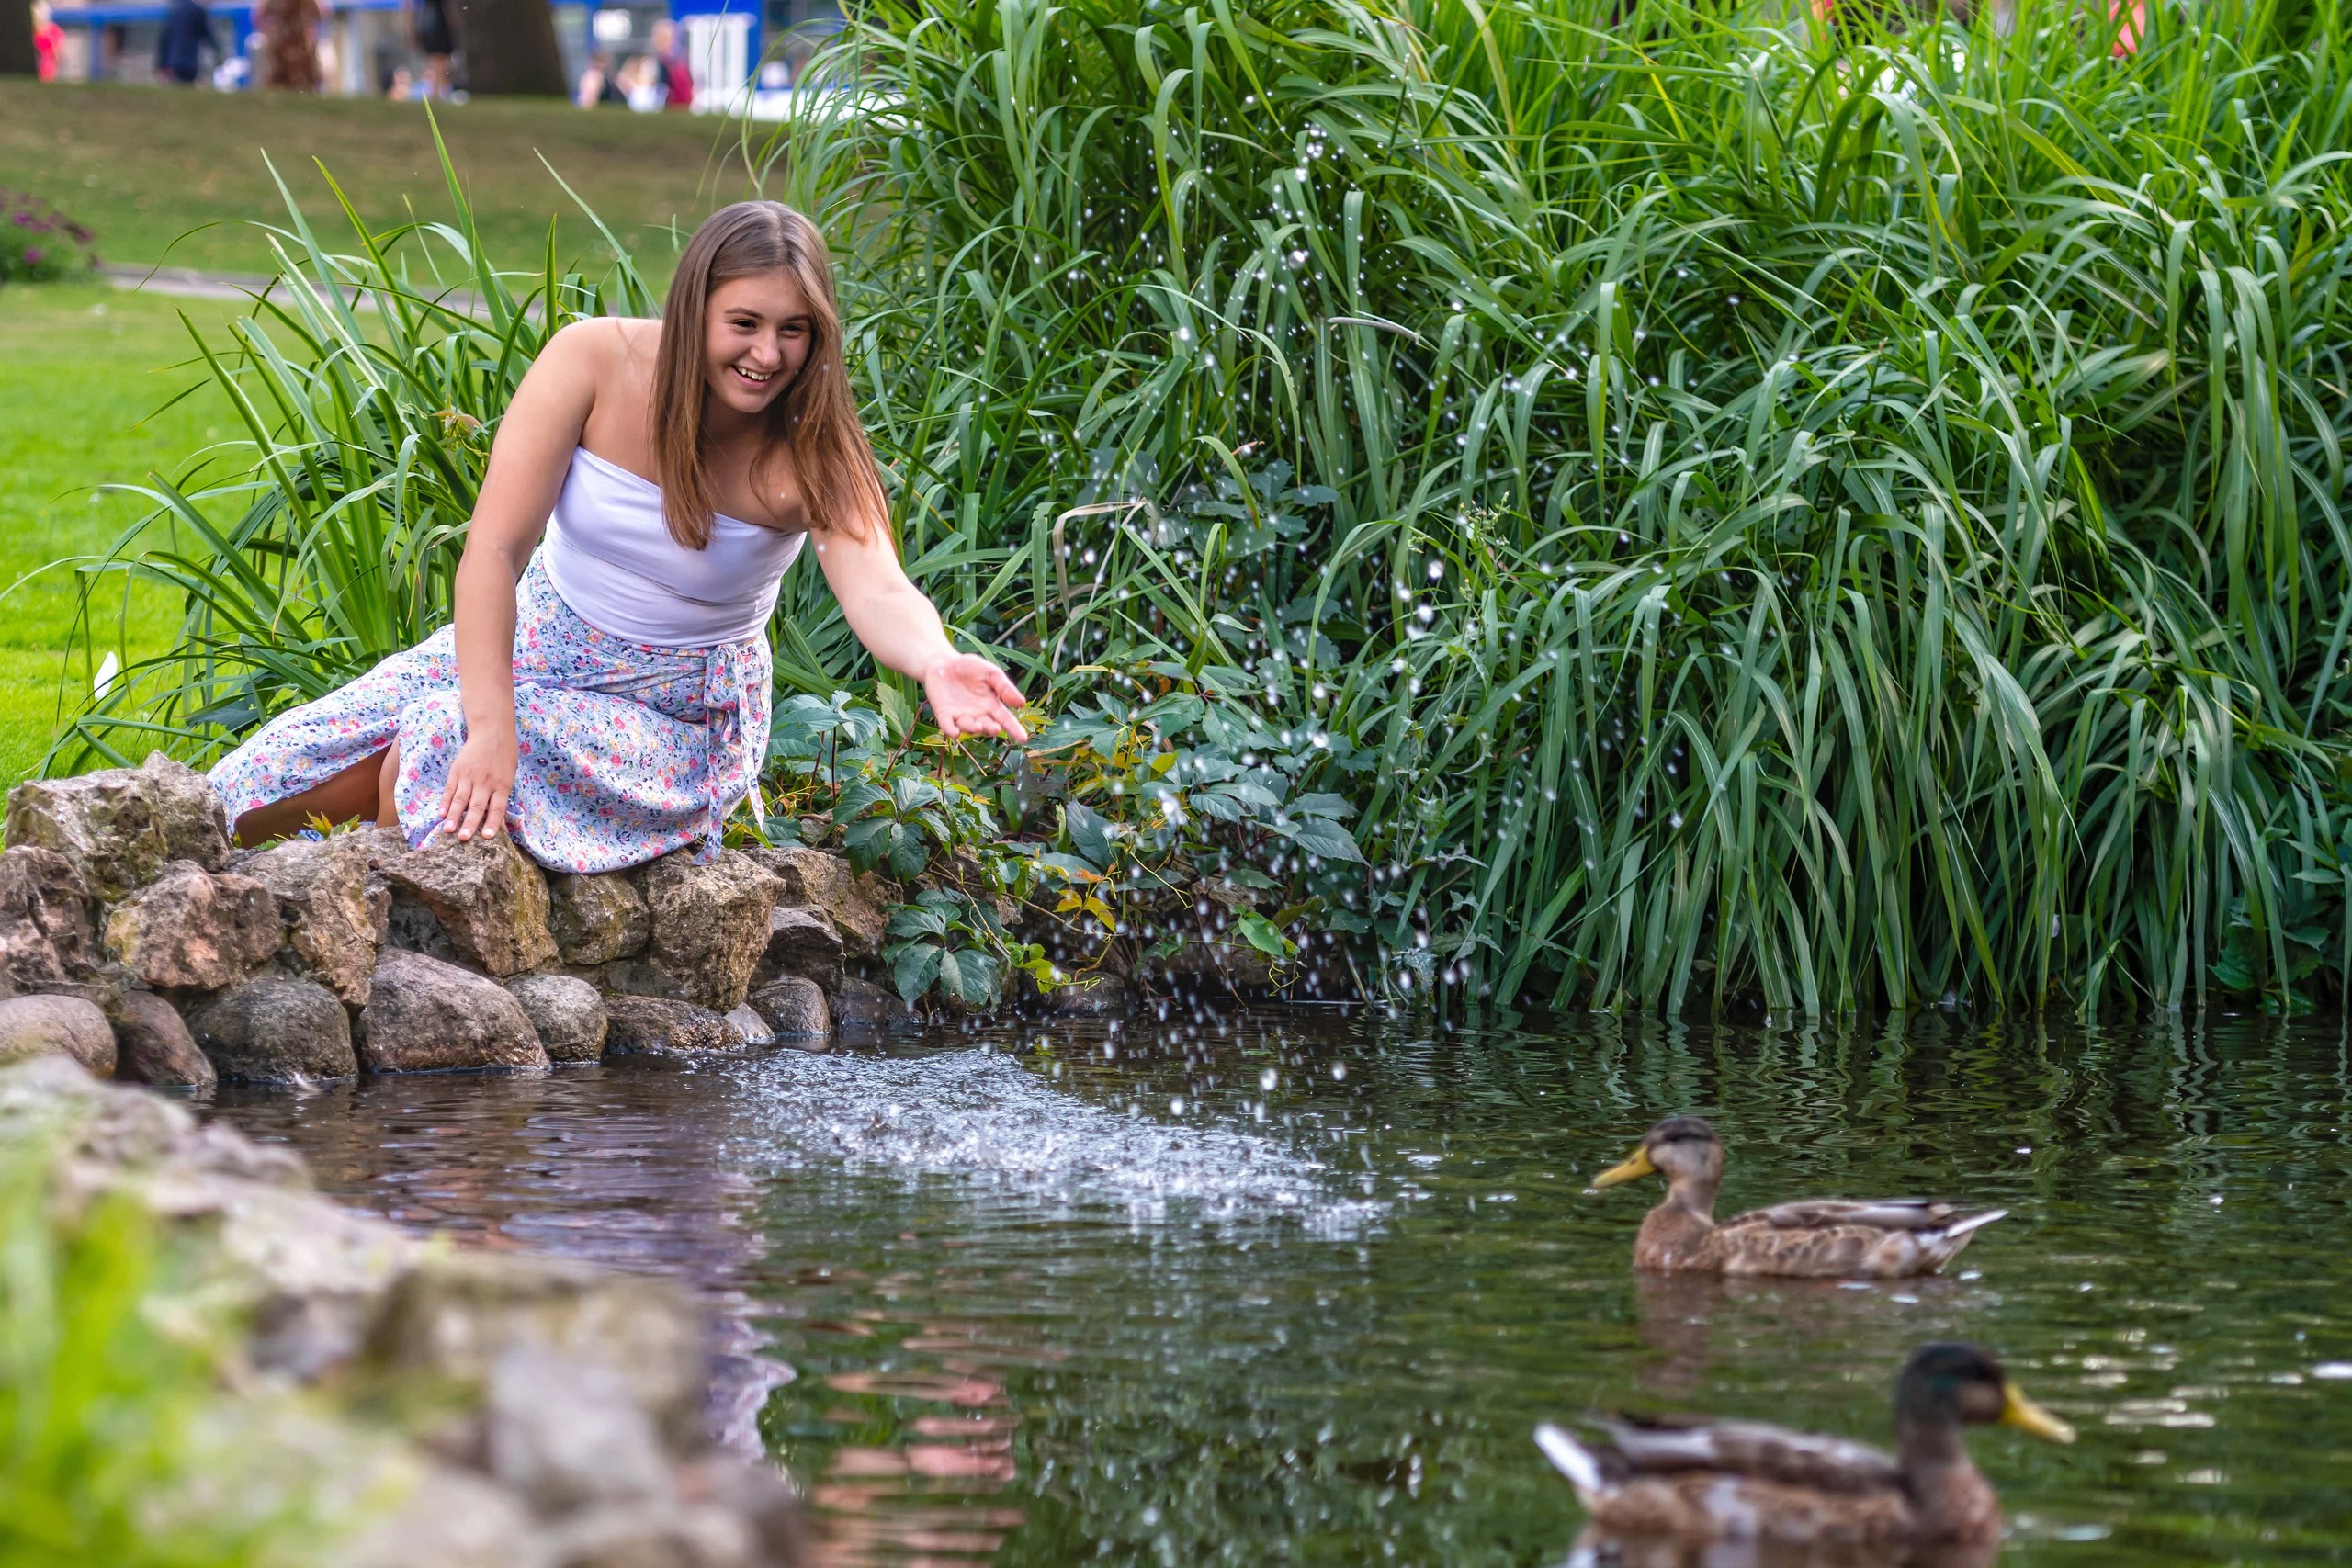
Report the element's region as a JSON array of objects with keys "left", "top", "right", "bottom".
[{"left": 0, "top": 190, "right": 99, "bottom": 283}]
